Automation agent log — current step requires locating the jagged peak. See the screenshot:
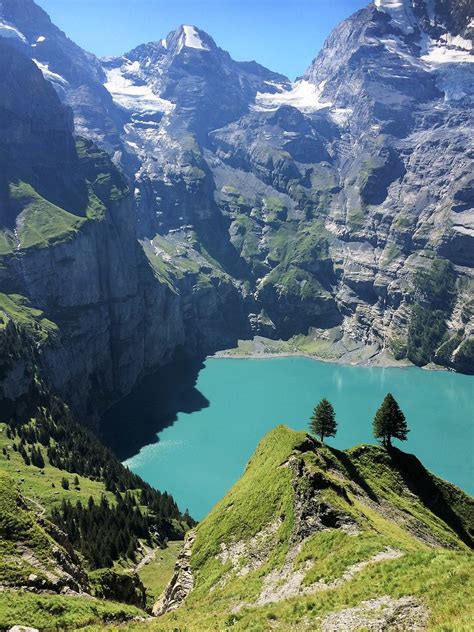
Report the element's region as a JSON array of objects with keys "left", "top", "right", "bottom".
[{"left": 164, "top": 24, "right": 217, "bottom": 55}]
